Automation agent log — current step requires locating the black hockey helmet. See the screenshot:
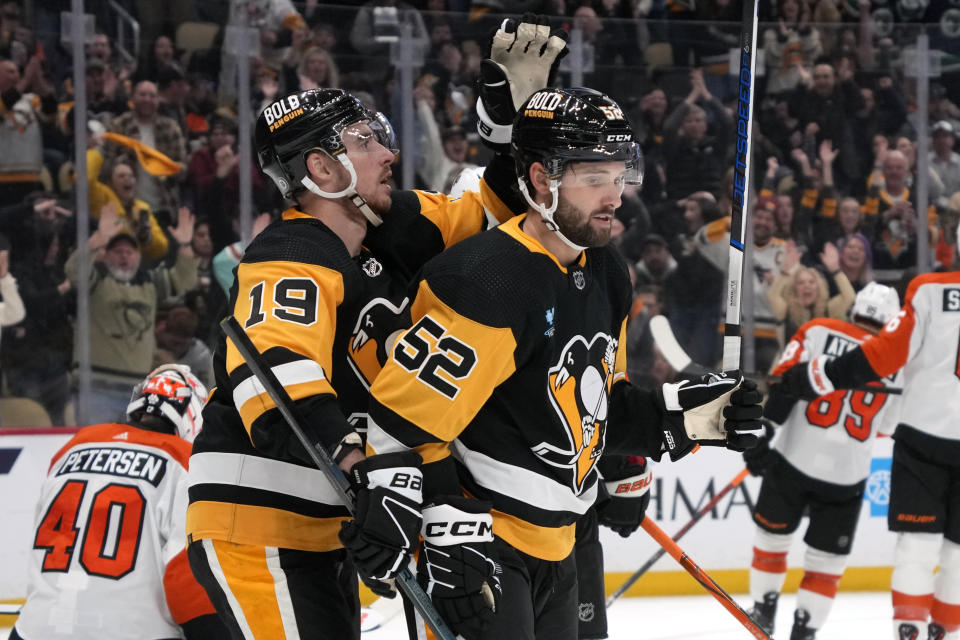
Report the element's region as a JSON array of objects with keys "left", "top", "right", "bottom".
[
  {"left": 511, "top": 87, "right": 643, "bottom": 250},
  {"left": 512, "top": 87, "right": 643, "bottom": 190},
  {"left": 255, "top": 88, "right": 397, "bottom": 225}
]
